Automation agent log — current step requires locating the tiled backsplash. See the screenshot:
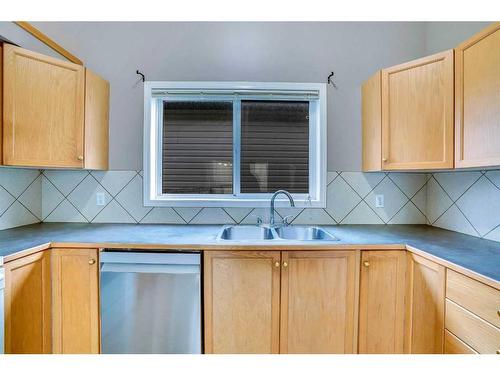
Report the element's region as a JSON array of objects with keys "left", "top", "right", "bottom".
[
  {"left": 0, "top": 168, "right": 42, "bottom": 230},
  {"left": 41, "top": 170, "right": 429, "bottom": 225},
  {"left": 1, "top": 167, "right": 499, "bottom": 243},
  {"left": 426, "top": 170, "right": 500, "bottom": 242}
]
